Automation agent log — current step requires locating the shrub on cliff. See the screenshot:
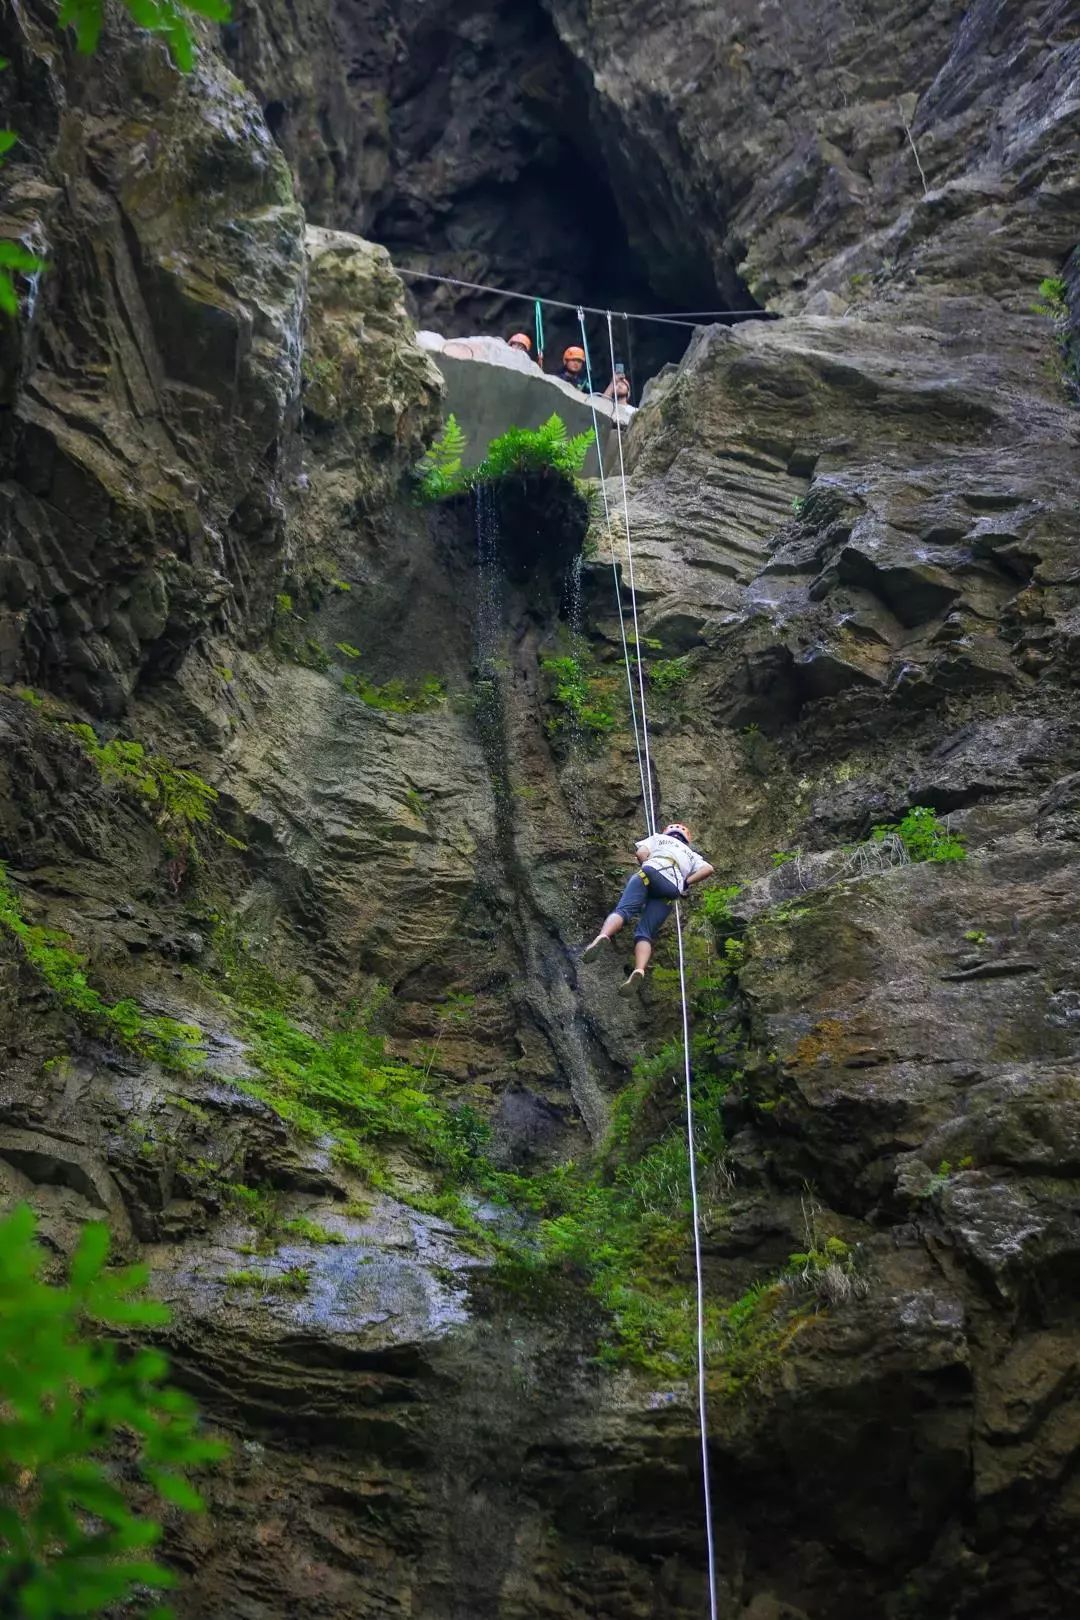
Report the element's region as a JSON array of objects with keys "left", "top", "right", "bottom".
[{"left": 870, "top": 805, "right": 965, "bottom": 863}]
